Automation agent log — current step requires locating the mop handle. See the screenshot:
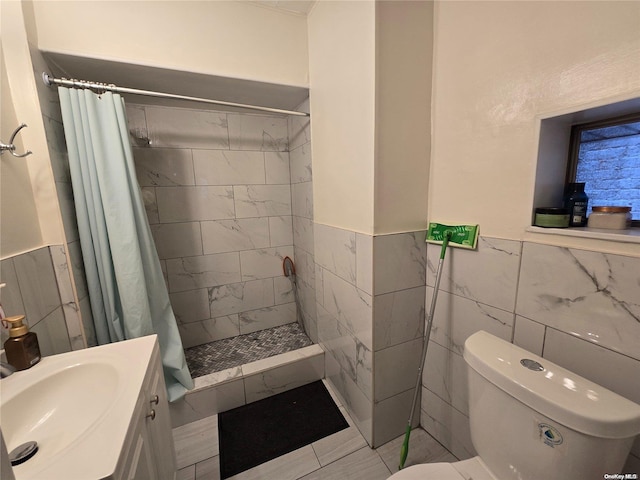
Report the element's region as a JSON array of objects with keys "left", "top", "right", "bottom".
[{"left": 406, "top": 231, "right": 450, "bottom": 431}]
